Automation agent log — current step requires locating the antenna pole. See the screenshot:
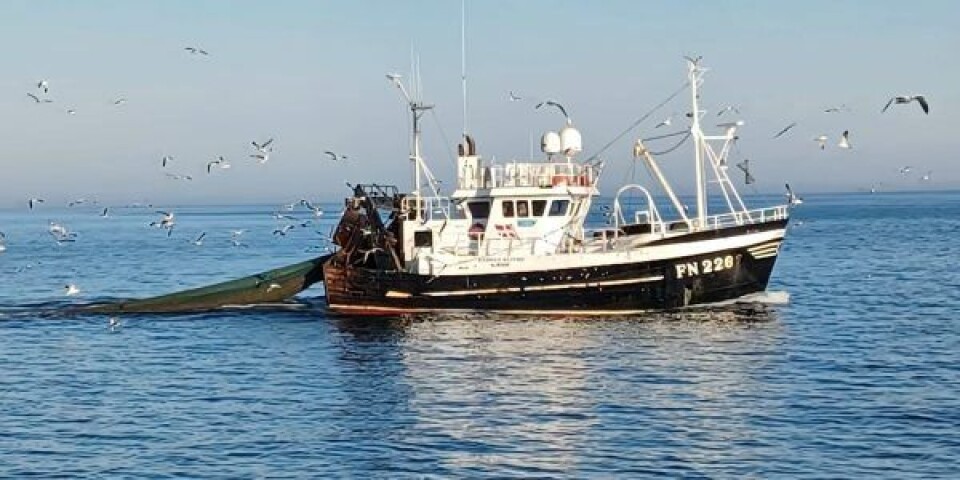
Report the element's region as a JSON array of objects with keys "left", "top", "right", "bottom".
[{"left": 461, "top": 0, "right": 468, "bottom": 137}]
